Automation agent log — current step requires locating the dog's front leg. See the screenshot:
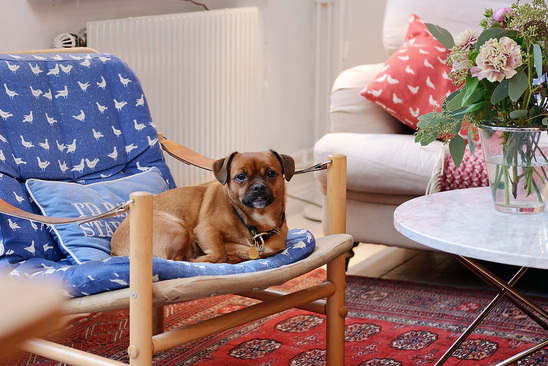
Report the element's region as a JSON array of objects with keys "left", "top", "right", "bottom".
[{"left": 191, "top": 225, "right": 229, "bottom": 263}]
